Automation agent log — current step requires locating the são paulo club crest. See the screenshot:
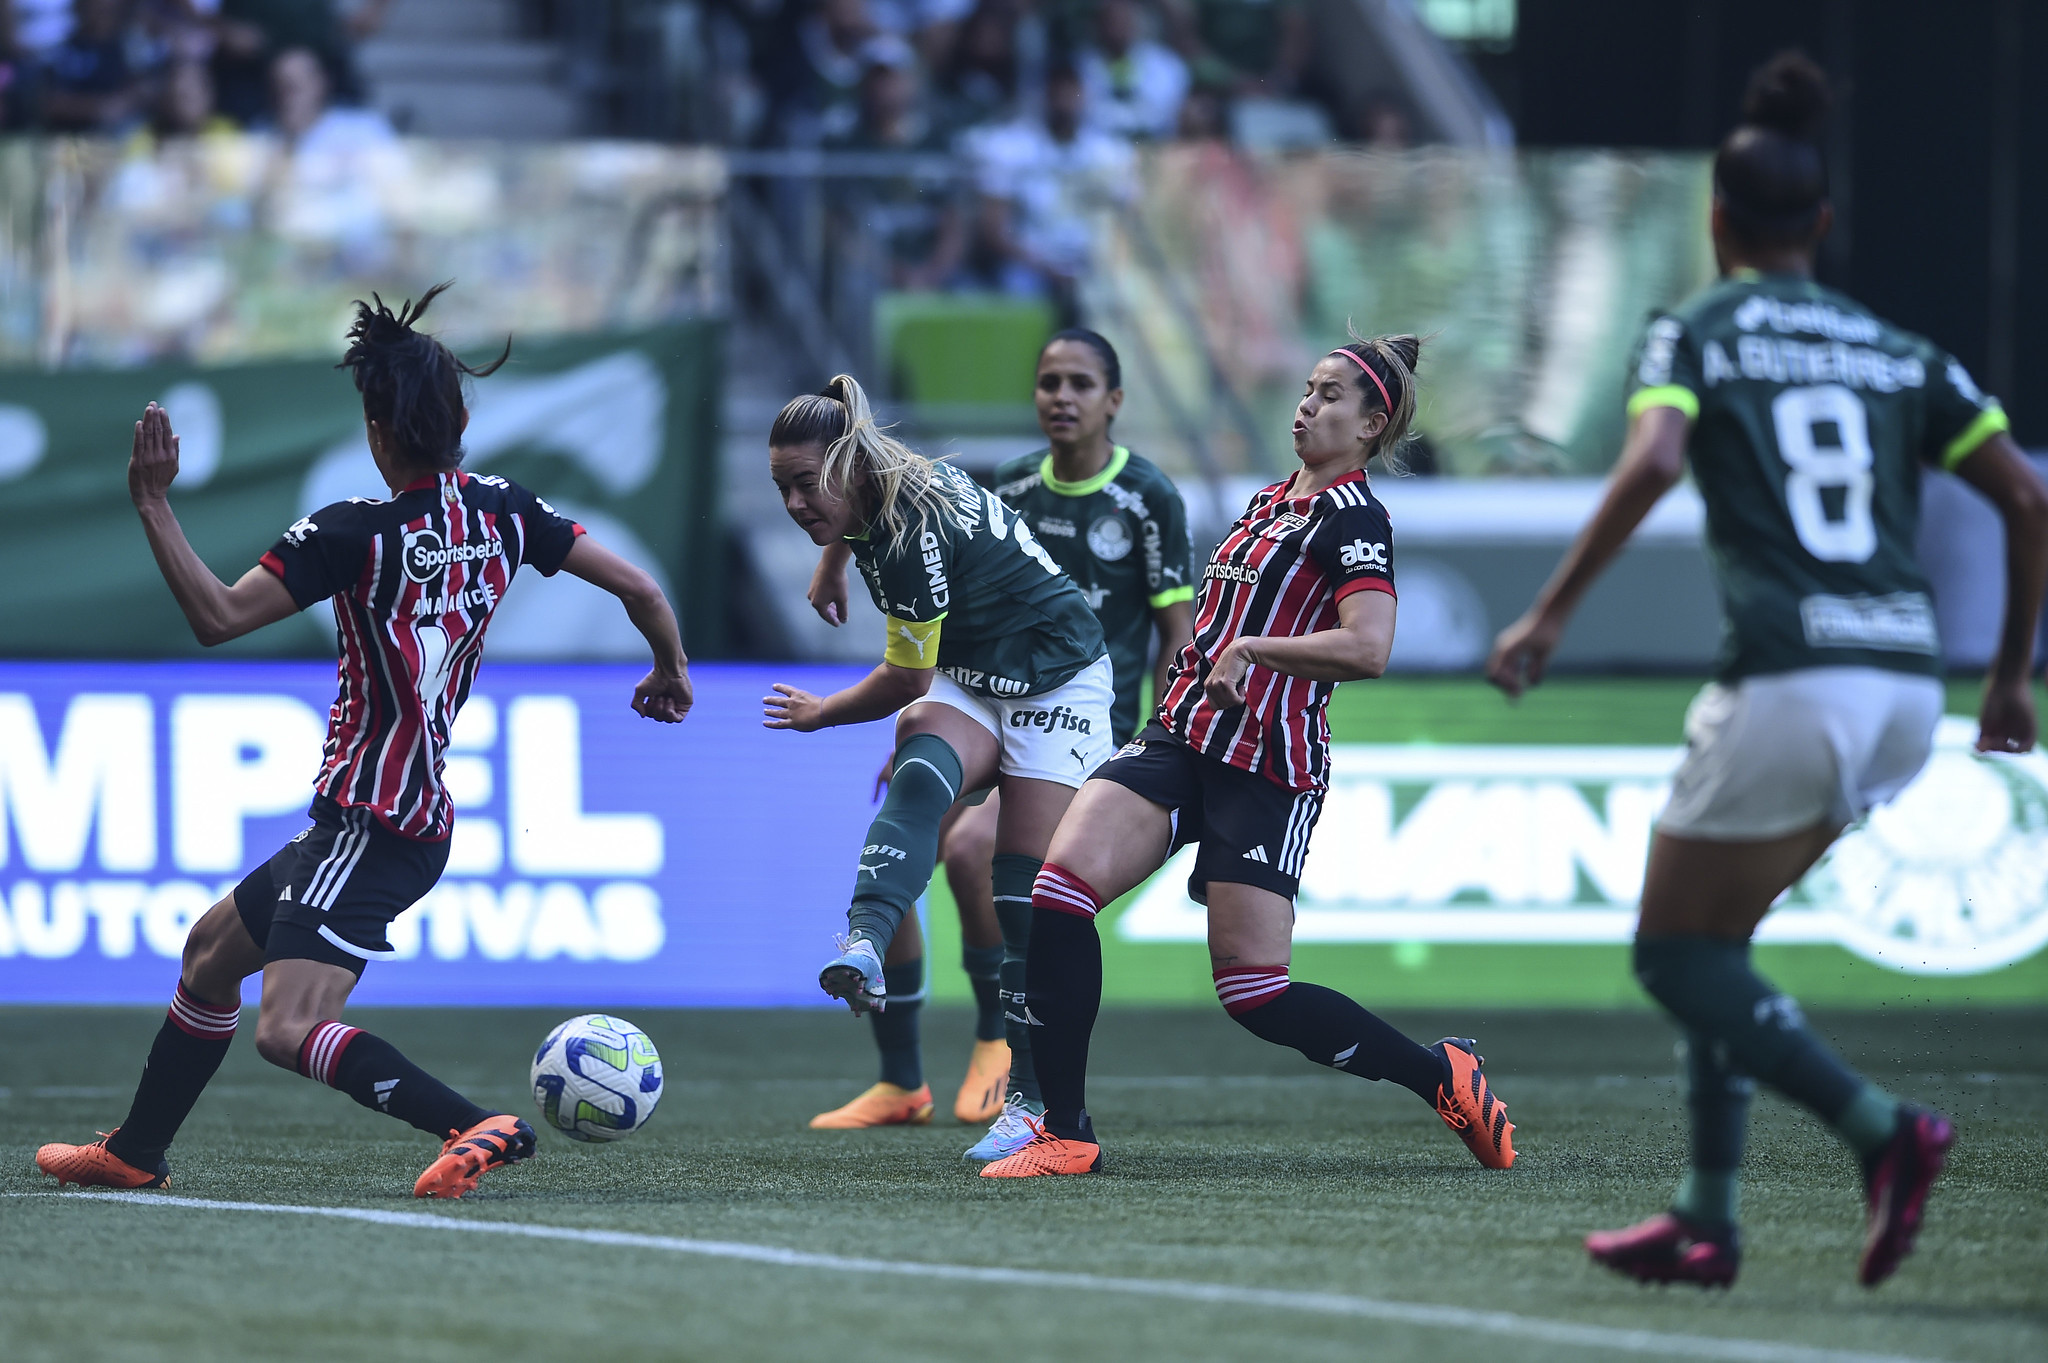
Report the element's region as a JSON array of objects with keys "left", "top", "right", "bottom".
[
  {"left": 1802, "top": 718, "right": 2048, "bottom": 973},
  {"left": 1087, "top": 515, "right": 1132, "bottom": 562}
]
